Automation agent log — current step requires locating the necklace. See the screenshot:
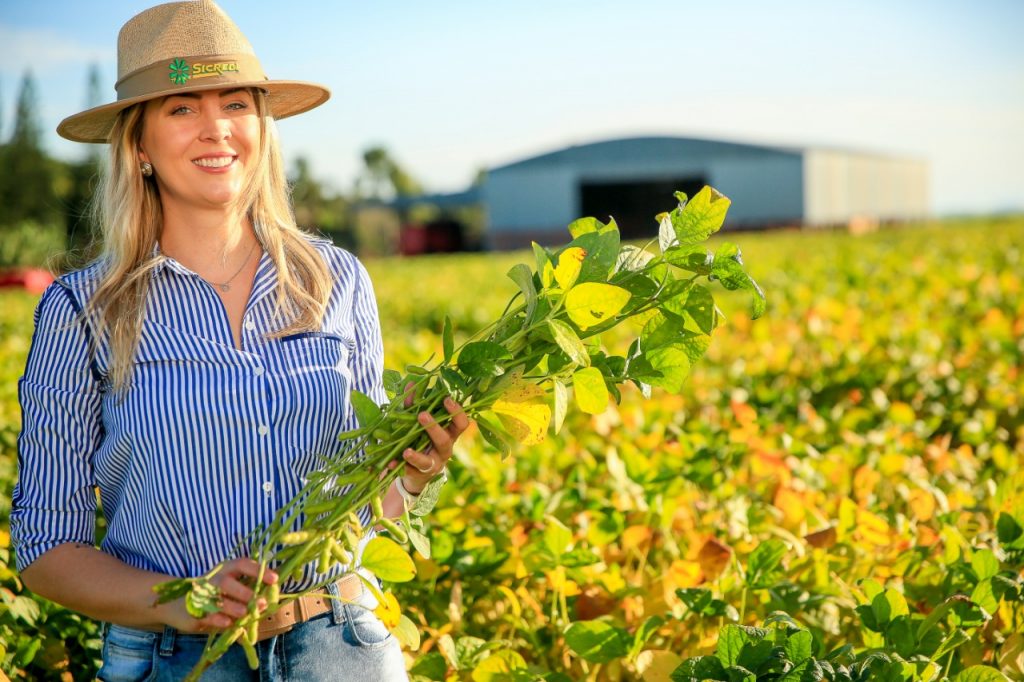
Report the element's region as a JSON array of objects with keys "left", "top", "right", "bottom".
[{"left": 205, "top": 239, "right": 258, "bottom": 293}]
